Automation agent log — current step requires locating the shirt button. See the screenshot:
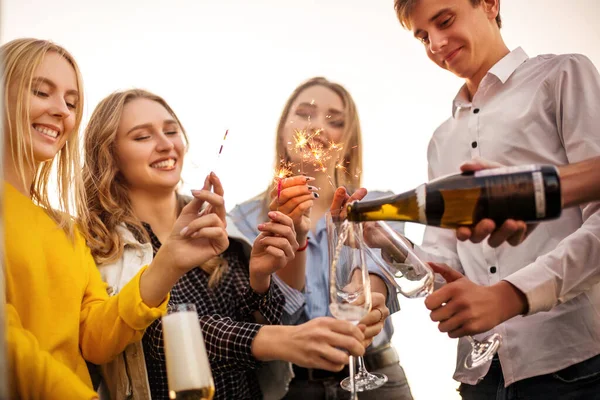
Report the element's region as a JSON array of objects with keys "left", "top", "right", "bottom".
[
  {"left": 473, "top": 108, "right": 480, "bottom": 114},
  {"left": 471, "top": 141, "right": 478, "bottom": 148},
  {"left": 490, "top": 266, "right": 497, "bottom": 274}
]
